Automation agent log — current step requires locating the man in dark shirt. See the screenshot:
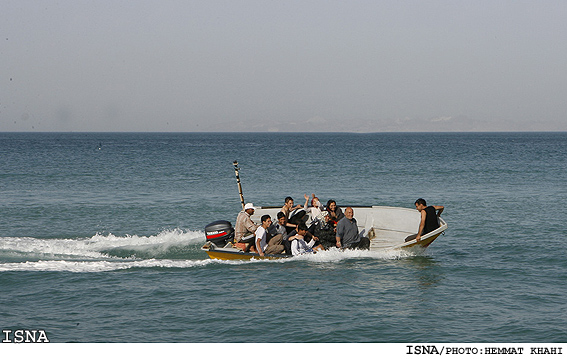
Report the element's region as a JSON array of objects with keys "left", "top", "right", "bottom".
[
  {"left": 405, "top": 198, "right": 444, "bottom": 242},
  {"left": 269, "top": 211, "right": 292, "bottom": 255},
  {"left": 336, "top": 207, "right": 370, "bottom": 250}
]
